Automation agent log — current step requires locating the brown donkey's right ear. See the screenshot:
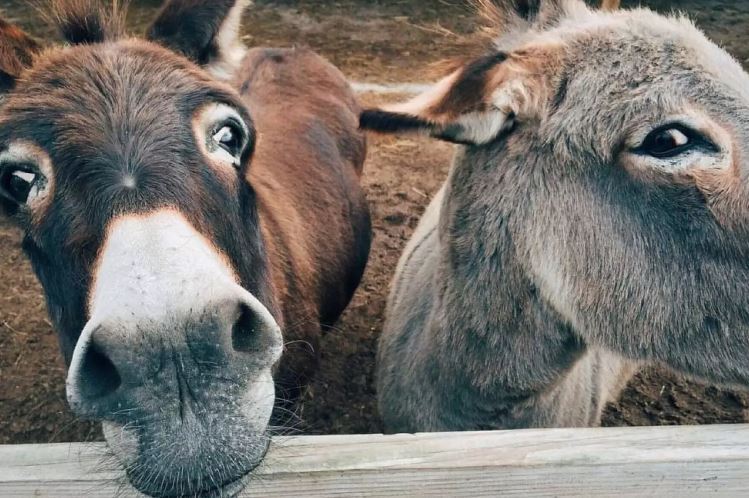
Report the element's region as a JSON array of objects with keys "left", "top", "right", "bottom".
[
  {"left": 146, "top": 0, "right": 250, "bottom": 79},
  {"left": 0, "top": 17, "right": 40, "bottom": 93}
]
